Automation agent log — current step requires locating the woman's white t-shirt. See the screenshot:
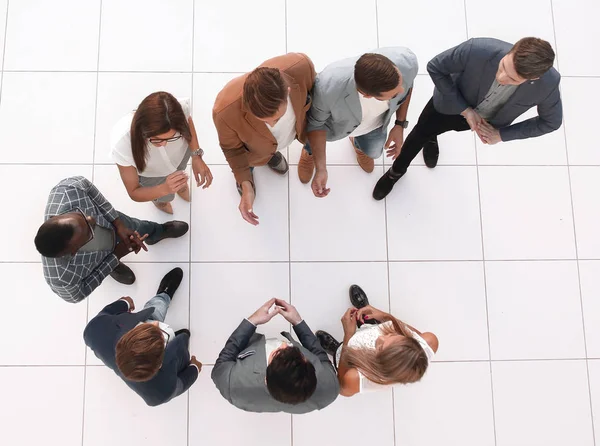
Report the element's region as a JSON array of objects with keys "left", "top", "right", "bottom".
[
  {"left": 335, "top": 321, "right": 435, "bottom": 393},
  {"left": 110, "top": 97, "right": 191, "bottom": 178}
]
